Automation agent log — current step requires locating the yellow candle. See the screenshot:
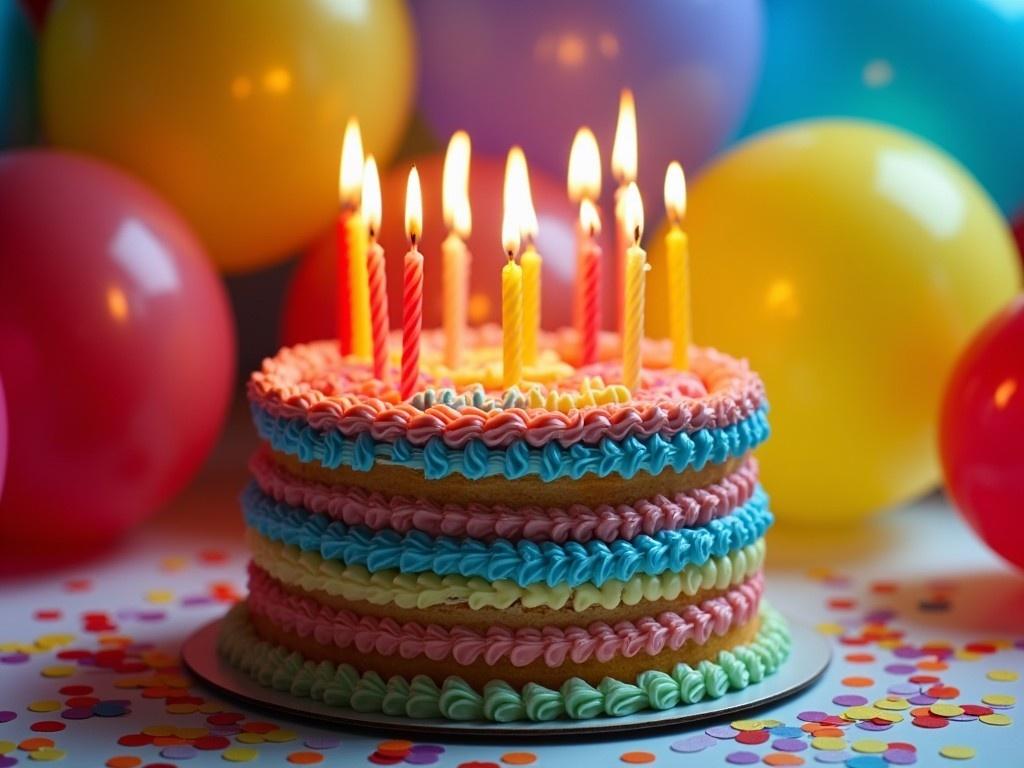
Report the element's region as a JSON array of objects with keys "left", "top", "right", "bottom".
[
  {"left": 442, "top": 131, "right": 472, "bottom": 369},
  {"left": 521, "top": 242, "right": 541, "bottom": 365},
  {"left": 664, "top": 161, "right": 690, "bottom": 369},
  {"left": 622, "top": 182, "right": 646, "bottom": 391},
  {"left": 347, "top": 212, "right": 371, "bottom": 359},
  {"left": 502, "top": 149, "right": 524, "bottom": 389}
]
